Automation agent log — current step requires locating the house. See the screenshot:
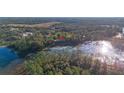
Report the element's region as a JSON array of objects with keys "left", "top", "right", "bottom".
[
  {"left": 58, "top": 36, "right": 65, "bottom": 40},
  {"left": 10, "top": 27, "right": 19, "bottom": 31},
  {"left": 22, "top": 32, "right": 33, "bottom": 37},
  {"left": 122, "top": 27, "right": 124, "bottom": 35},
  {"left": 113, "top": 33, "right": 123, "bottom": 39}
]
